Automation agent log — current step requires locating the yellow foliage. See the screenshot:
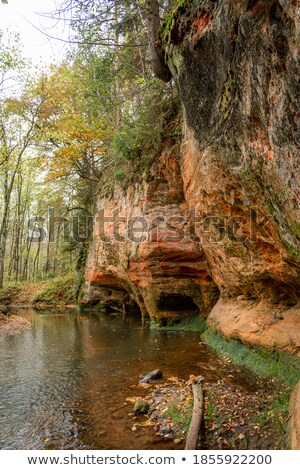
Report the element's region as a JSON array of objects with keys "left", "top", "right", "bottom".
[{"left": 32, "top": 60, "right": 114, "bottom": 181}]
